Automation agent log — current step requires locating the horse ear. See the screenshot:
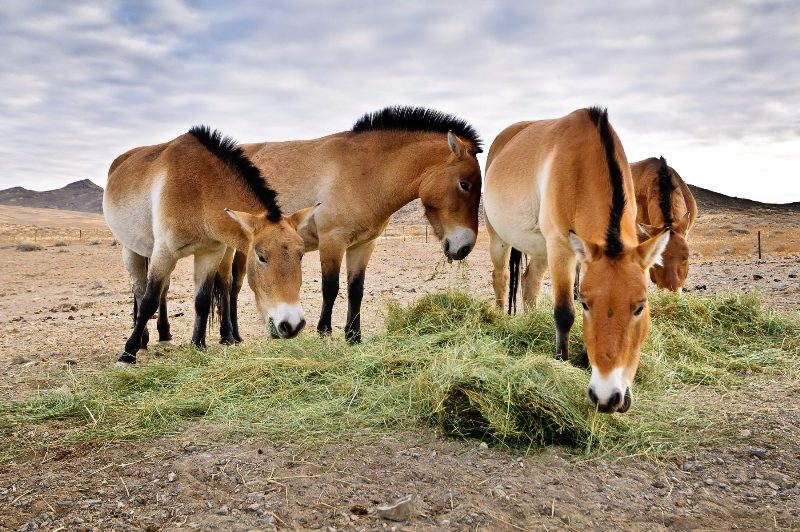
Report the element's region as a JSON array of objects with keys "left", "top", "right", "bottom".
[
  {"left": 672, "top": 211, "right": 691, "bottom": 234},
  {"left": 225, "top": 208, "right": 261, "bottom": 235},
  {"left": 447, "top": 131, "right": 465, "bottom": 158},
  {"left": 637, "top": 223, "right": 658, "bottom": 239},
  {"left": 569, "top": 231, "right": 600, "bottom": 263},
  {"left": 636, "top": 229, "right": 670, "bottom": 269},
  {"left": 286, "top": 202, "right": 319, "bottom": 232}
]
